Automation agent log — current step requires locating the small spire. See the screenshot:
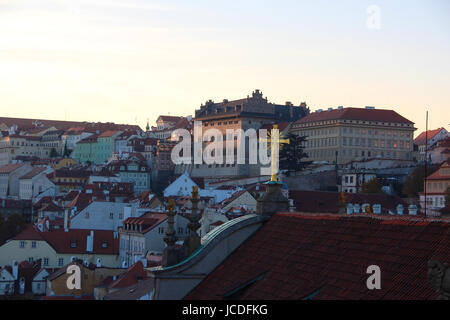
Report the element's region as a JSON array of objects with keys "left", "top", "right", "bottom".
[{"left": 146, "top": 118, "right": 150, "bottom": 132}]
